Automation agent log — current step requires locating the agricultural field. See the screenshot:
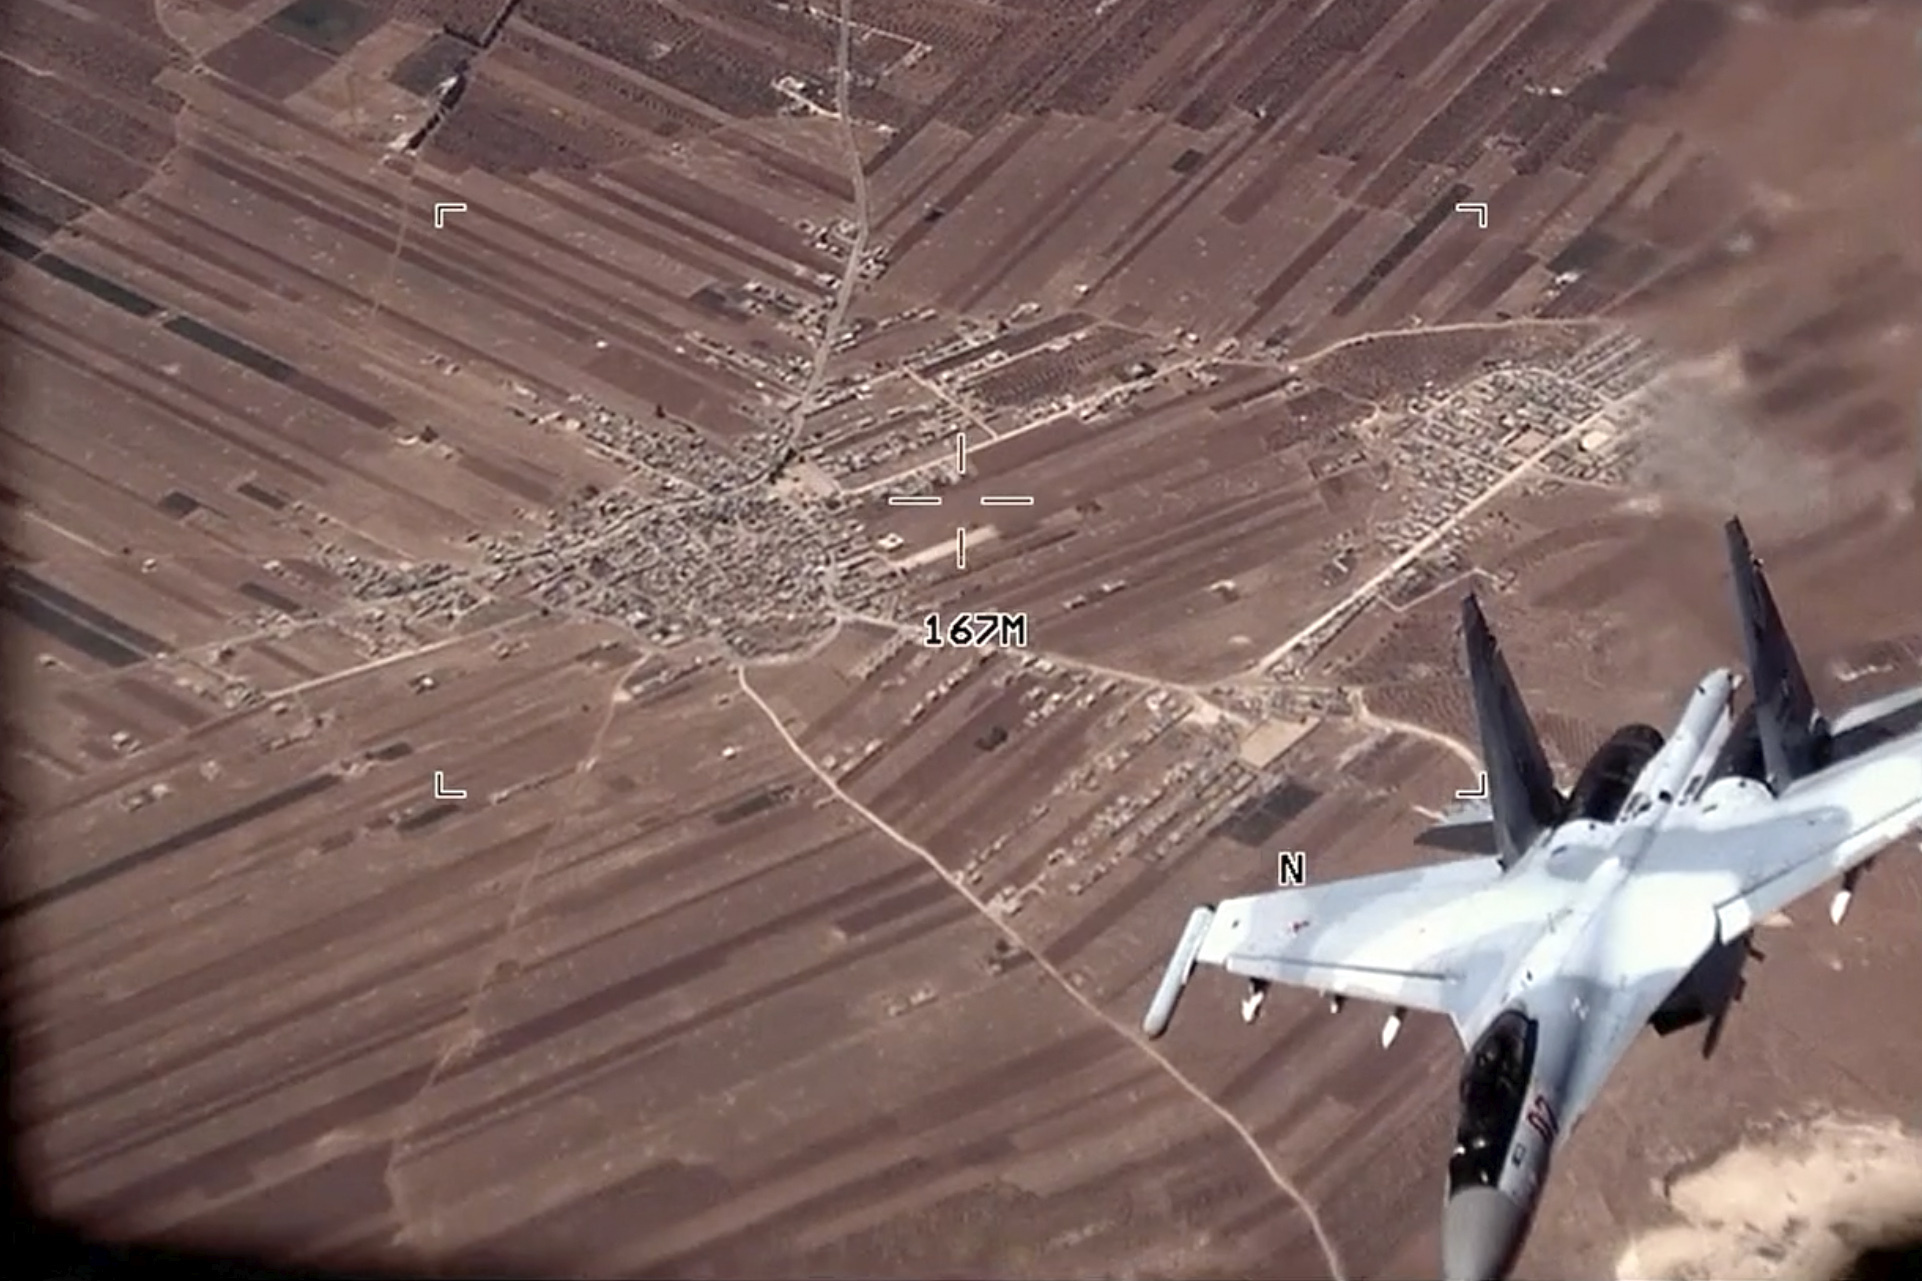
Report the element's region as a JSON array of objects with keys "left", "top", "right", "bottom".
[{"left": 5, "top": 2, "right": 1920, "bottom": 1278}]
